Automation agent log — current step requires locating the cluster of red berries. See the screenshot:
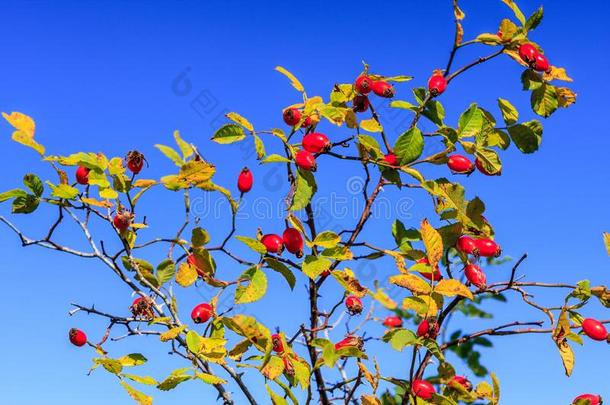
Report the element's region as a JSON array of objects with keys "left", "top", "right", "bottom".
[
  {"left": 518, "top": 43, "right": 551, "bottom": 73},
  {"left": 281, "top": 108, "right": 318, "bottom": 129},
  {"left": 456, "top": 236, "right": 502, "bottom": 289},
  {"left": 294, "top": 132, "right": 331, "bottom": 172},
  {"left": 260, "top": 228, "right": 305, "bottom": 258},
  {"left": 412, "top": 374, "right": 473, "bottom": 400},
  {"left": 353, "top": 75, "right": 395, "bottom": 112},
  {"left": 446, "top": 154, "right": 499, "bottom": 176}
]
